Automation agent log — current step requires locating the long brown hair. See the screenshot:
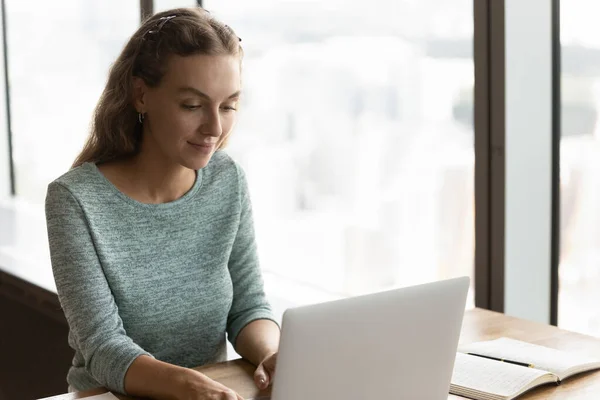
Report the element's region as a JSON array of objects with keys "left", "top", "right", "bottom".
[{"left": 72, "top": 7, "right": 243, "bottom": 168}]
